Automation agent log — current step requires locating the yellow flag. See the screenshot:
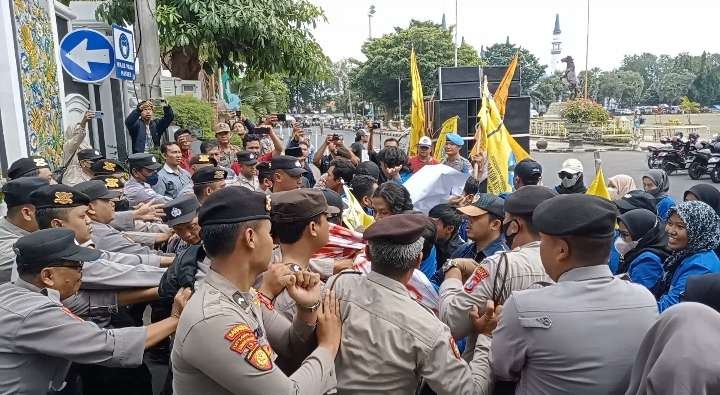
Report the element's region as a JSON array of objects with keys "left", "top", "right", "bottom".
[
  {"left": 408, "top": 48, "right": 425, "bottom": 156},
  {"left": 494, "top": 53, "right": 519, "bottom": 118},
  {"left": 433, "top": 116, "right": 459, "bottom": 161},
  {"left": 475, "top": 79, "right": 531, "bottom": 194},
  {"left": 342, "top": 185, "right": 374, "bottom": 232},
  {"left": 585, "top": 167, "right": 612, "bottom": 200}
]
